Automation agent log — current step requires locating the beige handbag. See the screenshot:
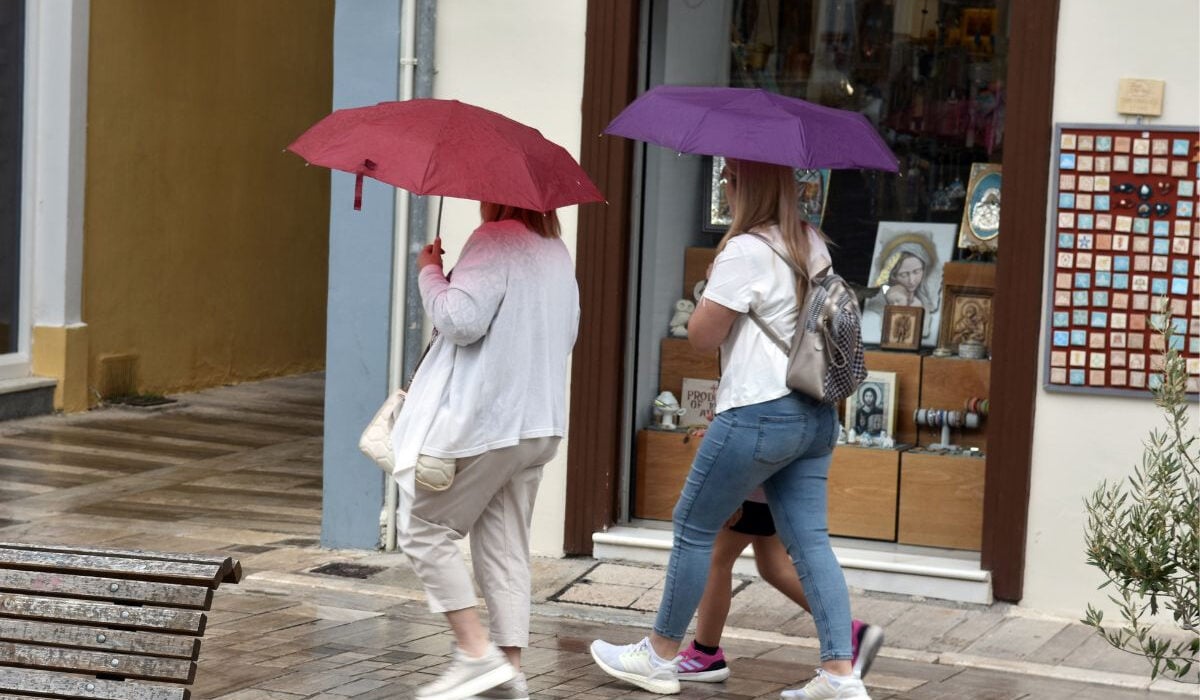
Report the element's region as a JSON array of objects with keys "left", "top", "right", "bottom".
[{"left": 359, "top": 390, "right": 406, "bottom": 473}]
